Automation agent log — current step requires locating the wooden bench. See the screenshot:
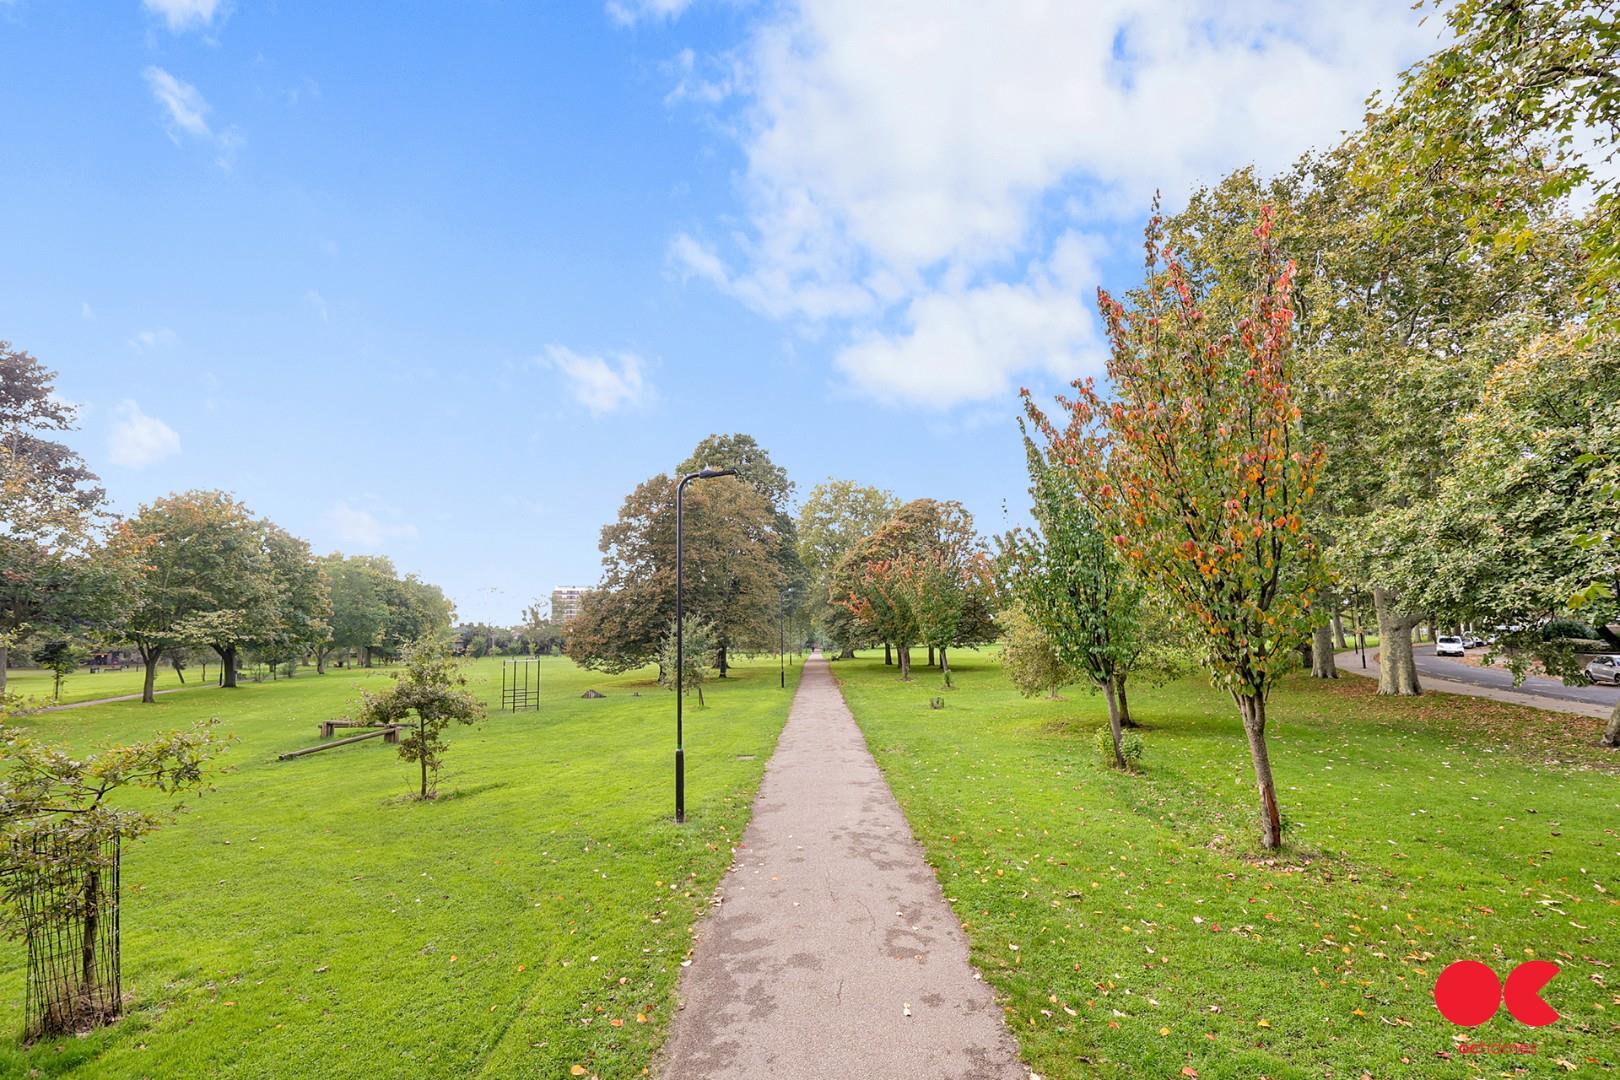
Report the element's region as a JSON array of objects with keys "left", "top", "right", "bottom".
[{"left": 318, "top": 719, "right": 417, "bottom": 739}]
